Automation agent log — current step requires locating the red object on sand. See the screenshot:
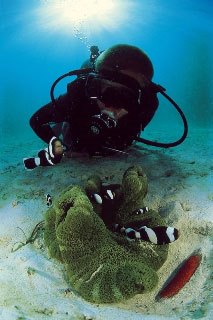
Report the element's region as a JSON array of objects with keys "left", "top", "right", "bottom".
[{"left": 157, "top": 251, "right": 202, "bottom": 299}]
